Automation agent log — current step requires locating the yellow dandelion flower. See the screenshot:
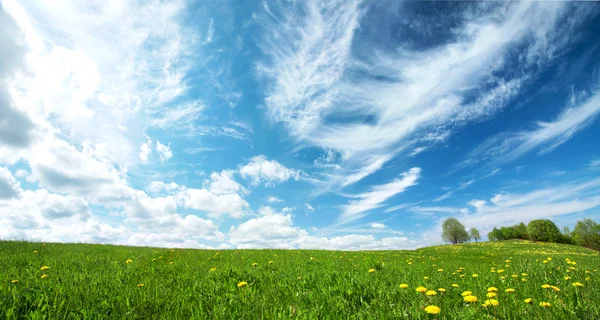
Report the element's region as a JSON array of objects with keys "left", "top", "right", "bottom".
[
  {"left": 152, "top": 258, "right": 156, "bottom": 262},
  {"left": 11, "top": 280, "right": 18, "bottom": 284},
  {"left": 310, "top": 257, "right": 316, "bottom": 261},
  {"left": 126, "top": 259, "right": 133, "bottom": 264},
  {"left": 451, "top": 284, "right": 459, "bottom": 288},
  {"left": 541, "top": 284, "right": 551, "bottom": 289},
  {"left": 505, "top": 288, "right": 515, "bottom": 293},
  {"left": 369, "top": 269, "right": 376, "bottom": 273},
  {"left": 547, "top": 257, "right": 552, "bottom": 261},
  {"left": 423, "top": 276, "right": 429, "bottom": 280},
  {"left": 483, "top": 299, "right": 499, "bottom": 307},
  {"left": 137, "top": 284, "right": 144, "bottom": 287},
  {"left": 424, "top": 305, "right": 440, "bottom": 315},
  {"left": 585, "top": 277, "right": 591, "bottom": 281},
  {"left": 425, "top": 290, "right": 437, "bottom": 296},
  {"left": 399, "top": 284, "right": 409, "bottom": 289},
  {"left": 464, "top": 295, "right": 478, "bottom": 303},
  {"left": 539, "top": 302, "right": 551, "bottom": 308},
  {"left": 237, "top": 281, "right": 248, "bottom": 288},
  {"left": 34, "top": 251, "right": 38, "bottom": 254},
  {"left": 521, "top": 278, "right": 527, "bottom": 282},
  {"left": 416, "top": 286, "right": 427, "bottom": 293},
  {"left": 487, "top": 287, "right": 498, "bottom": 292},
  {"left": 437, "top": 268, "right": 443, "bottom": 272},
  {"left": 505, "top": 260, "right": 510, "bottom": 263},
  {"left": 550, "top": 286, "right": 560, "bottom": 292},
  {"left": 572, "top": 282, "right": 584, "bottom": 287},
  {"left": 524, "top": 298, "right": 533, "bottom": 304},
  {"left": 438, "top": 288, "right": 446, "bottom": 293},
  {"left": 564, "top": 276, "right": 571, "bottom": 280},
  {"left": 486, "top": 292, "right": 497, "bottom": 298},
  {"left": 210, "top": 267, "right": 217, "bottom": 272},
  {"left": 461, "top": 291, "right": 473, "bottom": 297},
  {"left": 40, "top": 266, "right": 50, "bottom": 271},
  {"left": 460, "top": 274, "right": 465, "bottom": 278},
  {"left": 268, "top": 261, "right": 274, "bottom": 264},
  {"left": 252, "top": 262, "right": 258, "bottom": 266},
  {"left": 511, "top": 274, "right": 518, "bottom": 278},
  {"left": 522, "top": 273, "right": 527, "bottom": 276},
  {"left": 41, "top": 274, "right": 48, "bottom": 279},
  {"left": 169, "top": 262, "right": 174, "bottom": 265},
  {"left": 472, "top": 274, "right": 479, "bottom": 278},
  {"left": 497, "top": 269, "right": 505, "bottom": 273}
]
